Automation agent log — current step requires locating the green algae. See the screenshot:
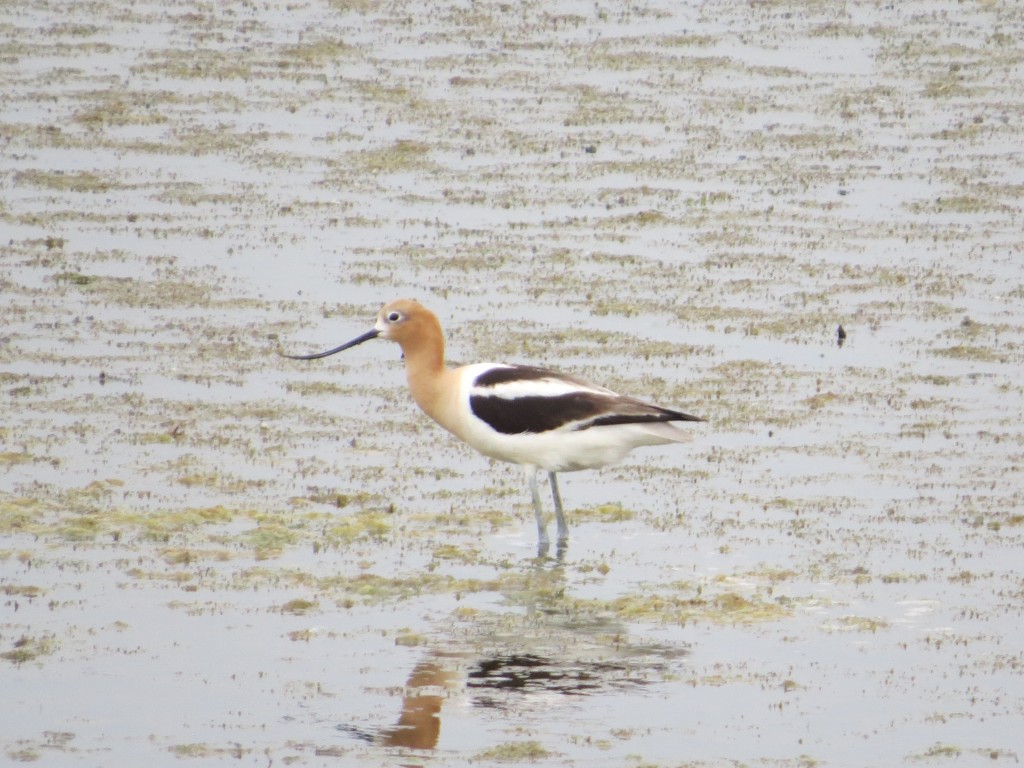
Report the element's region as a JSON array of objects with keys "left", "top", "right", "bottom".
[
  {"left": 0, "top": 452, "right": 35, "bottom": 467},
  {"left": 55, "top": 271, "right": 213, "bottom": 308},
  {"left": 321, "top": 511, "right": 392, "bottom": 545},
  {"left": 574, "top": 503, "right": 636, "bottom": 523},
  {"left": 1, "top": 634, "right": 56, "bottom": 664},
  {"left": 339, "top": 139, "right": 438, "bottom": 176},
  {"left": 473, "top": 741, "right": 552, "bottom": 762},
  {"left": 280, "top": 598, "right": 318, "bottom": 615},
  {"left": 933, "top": 344, "right": 1002, "bottom": 363},
  {"left": 909, "top": 743, "right": 962, "bottom": 761},
  {"left": 15, "top": 169, "right": 114, "bottom": 193},
  {"left": 572, "top": 588, "right": 792, "bottom": 627},
  {"left": 1, "top": 584, "right": 45, "bottom": 599},
  {"left": 168, "top": 743, "right": 250, "bottom": 759},
  {"left": 3, "top": 1, "right": 1024, "bottom": 764},
  {"left": 828, "top": 616, "right": 892, "bottom": 634}
]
